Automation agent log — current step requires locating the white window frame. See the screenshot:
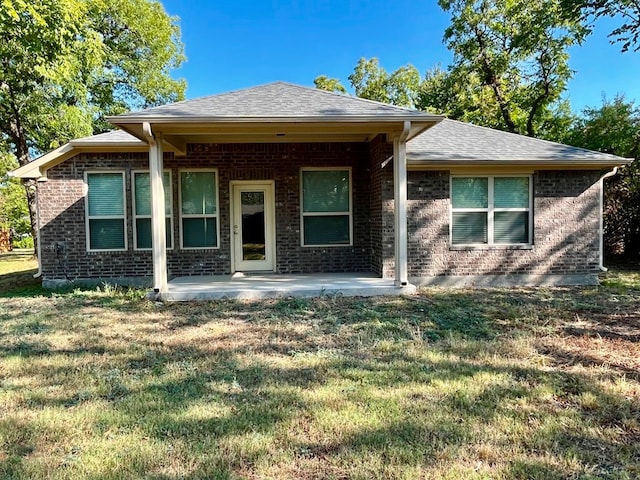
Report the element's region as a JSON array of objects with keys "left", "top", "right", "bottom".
[
  {"left": 450, "top": 174, "right": 533, "bottom": 247},
  {"left": 131, "top": 170, "right": 174, "bottom": 251},
  {"left": 84, "top": 170, "right": 127, "bottom": 252},
  {"left": 178, "top": 168, "right": 220, "bottom": 250},
  {"left": 300, "top": 167, "right": 353, "bottom": 247}
]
